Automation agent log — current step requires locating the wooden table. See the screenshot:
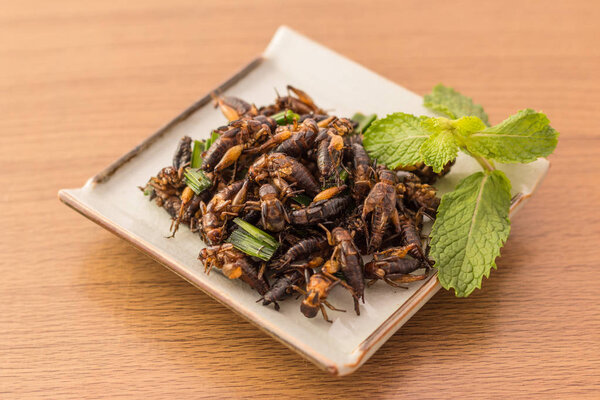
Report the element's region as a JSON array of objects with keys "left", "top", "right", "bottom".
[{"left": 2, "top": 1, "right": 599, "bottom": 398}]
